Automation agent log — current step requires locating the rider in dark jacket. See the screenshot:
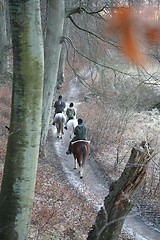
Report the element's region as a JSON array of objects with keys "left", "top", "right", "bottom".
[
  {"left": 66, "top": 118, "right": 87, "bottom": 154},
  {"left": 52, "top": 95, "right": 66, "bottom": 125},
  {"left": 54, "top": 95, "right": 66, "bottom": 114}
]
